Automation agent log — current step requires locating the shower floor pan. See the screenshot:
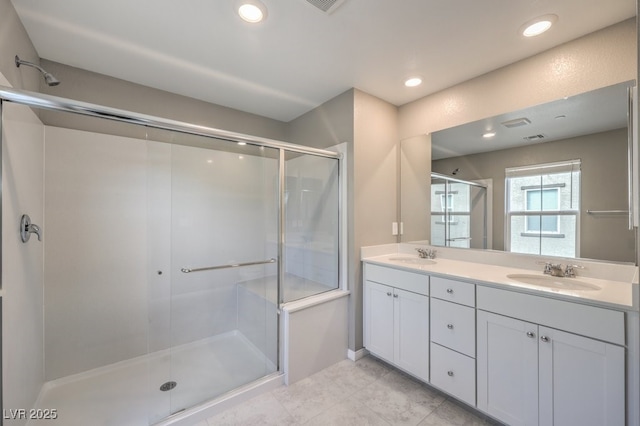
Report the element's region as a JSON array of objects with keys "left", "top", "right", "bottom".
[{"left": 28, "top": 331, "right": 275, "bottom": 426}]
